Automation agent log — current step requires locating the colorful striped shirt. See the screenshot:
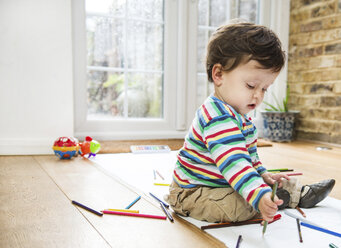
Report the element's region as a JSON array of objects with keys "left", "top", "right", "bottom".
[{"left": 173, "top": 95, "right": 271, "bottom": 211}]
